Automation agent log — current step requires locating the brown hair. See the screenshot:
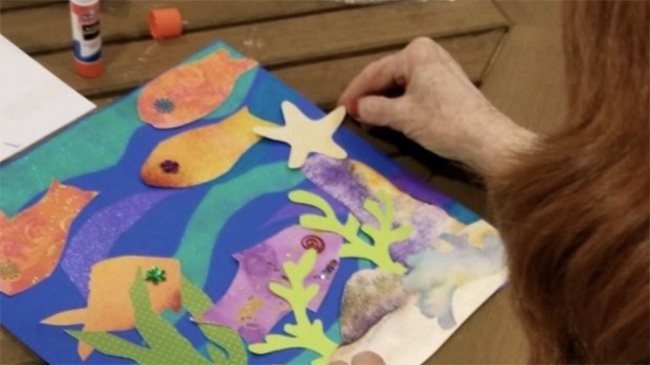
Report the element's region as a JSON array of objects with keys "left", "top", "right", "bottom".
[{"left": 489, "top": 1, "right": 649, "bottom": 363}]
